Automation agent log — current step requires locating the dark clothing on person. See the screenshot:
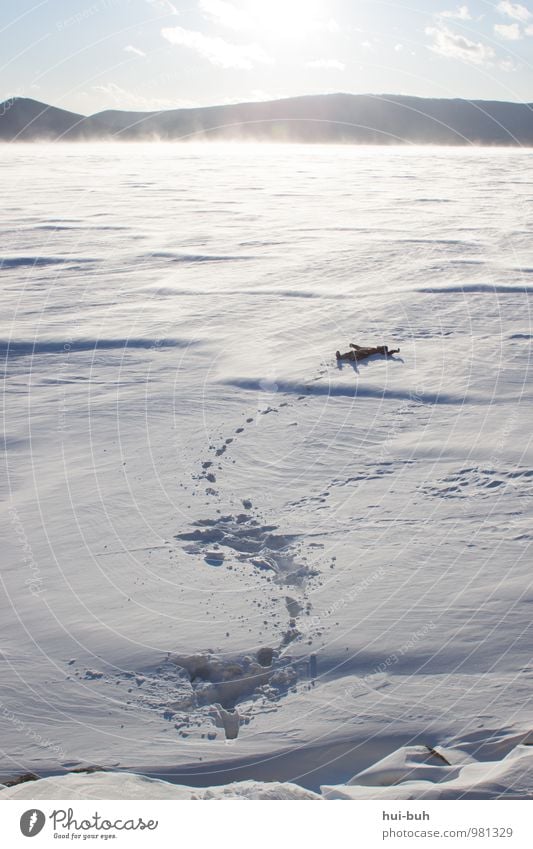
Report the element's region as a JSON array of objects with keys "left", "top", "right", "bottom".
[{"left": 336, "top": 344, "right": 400, "bottom": 362}]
